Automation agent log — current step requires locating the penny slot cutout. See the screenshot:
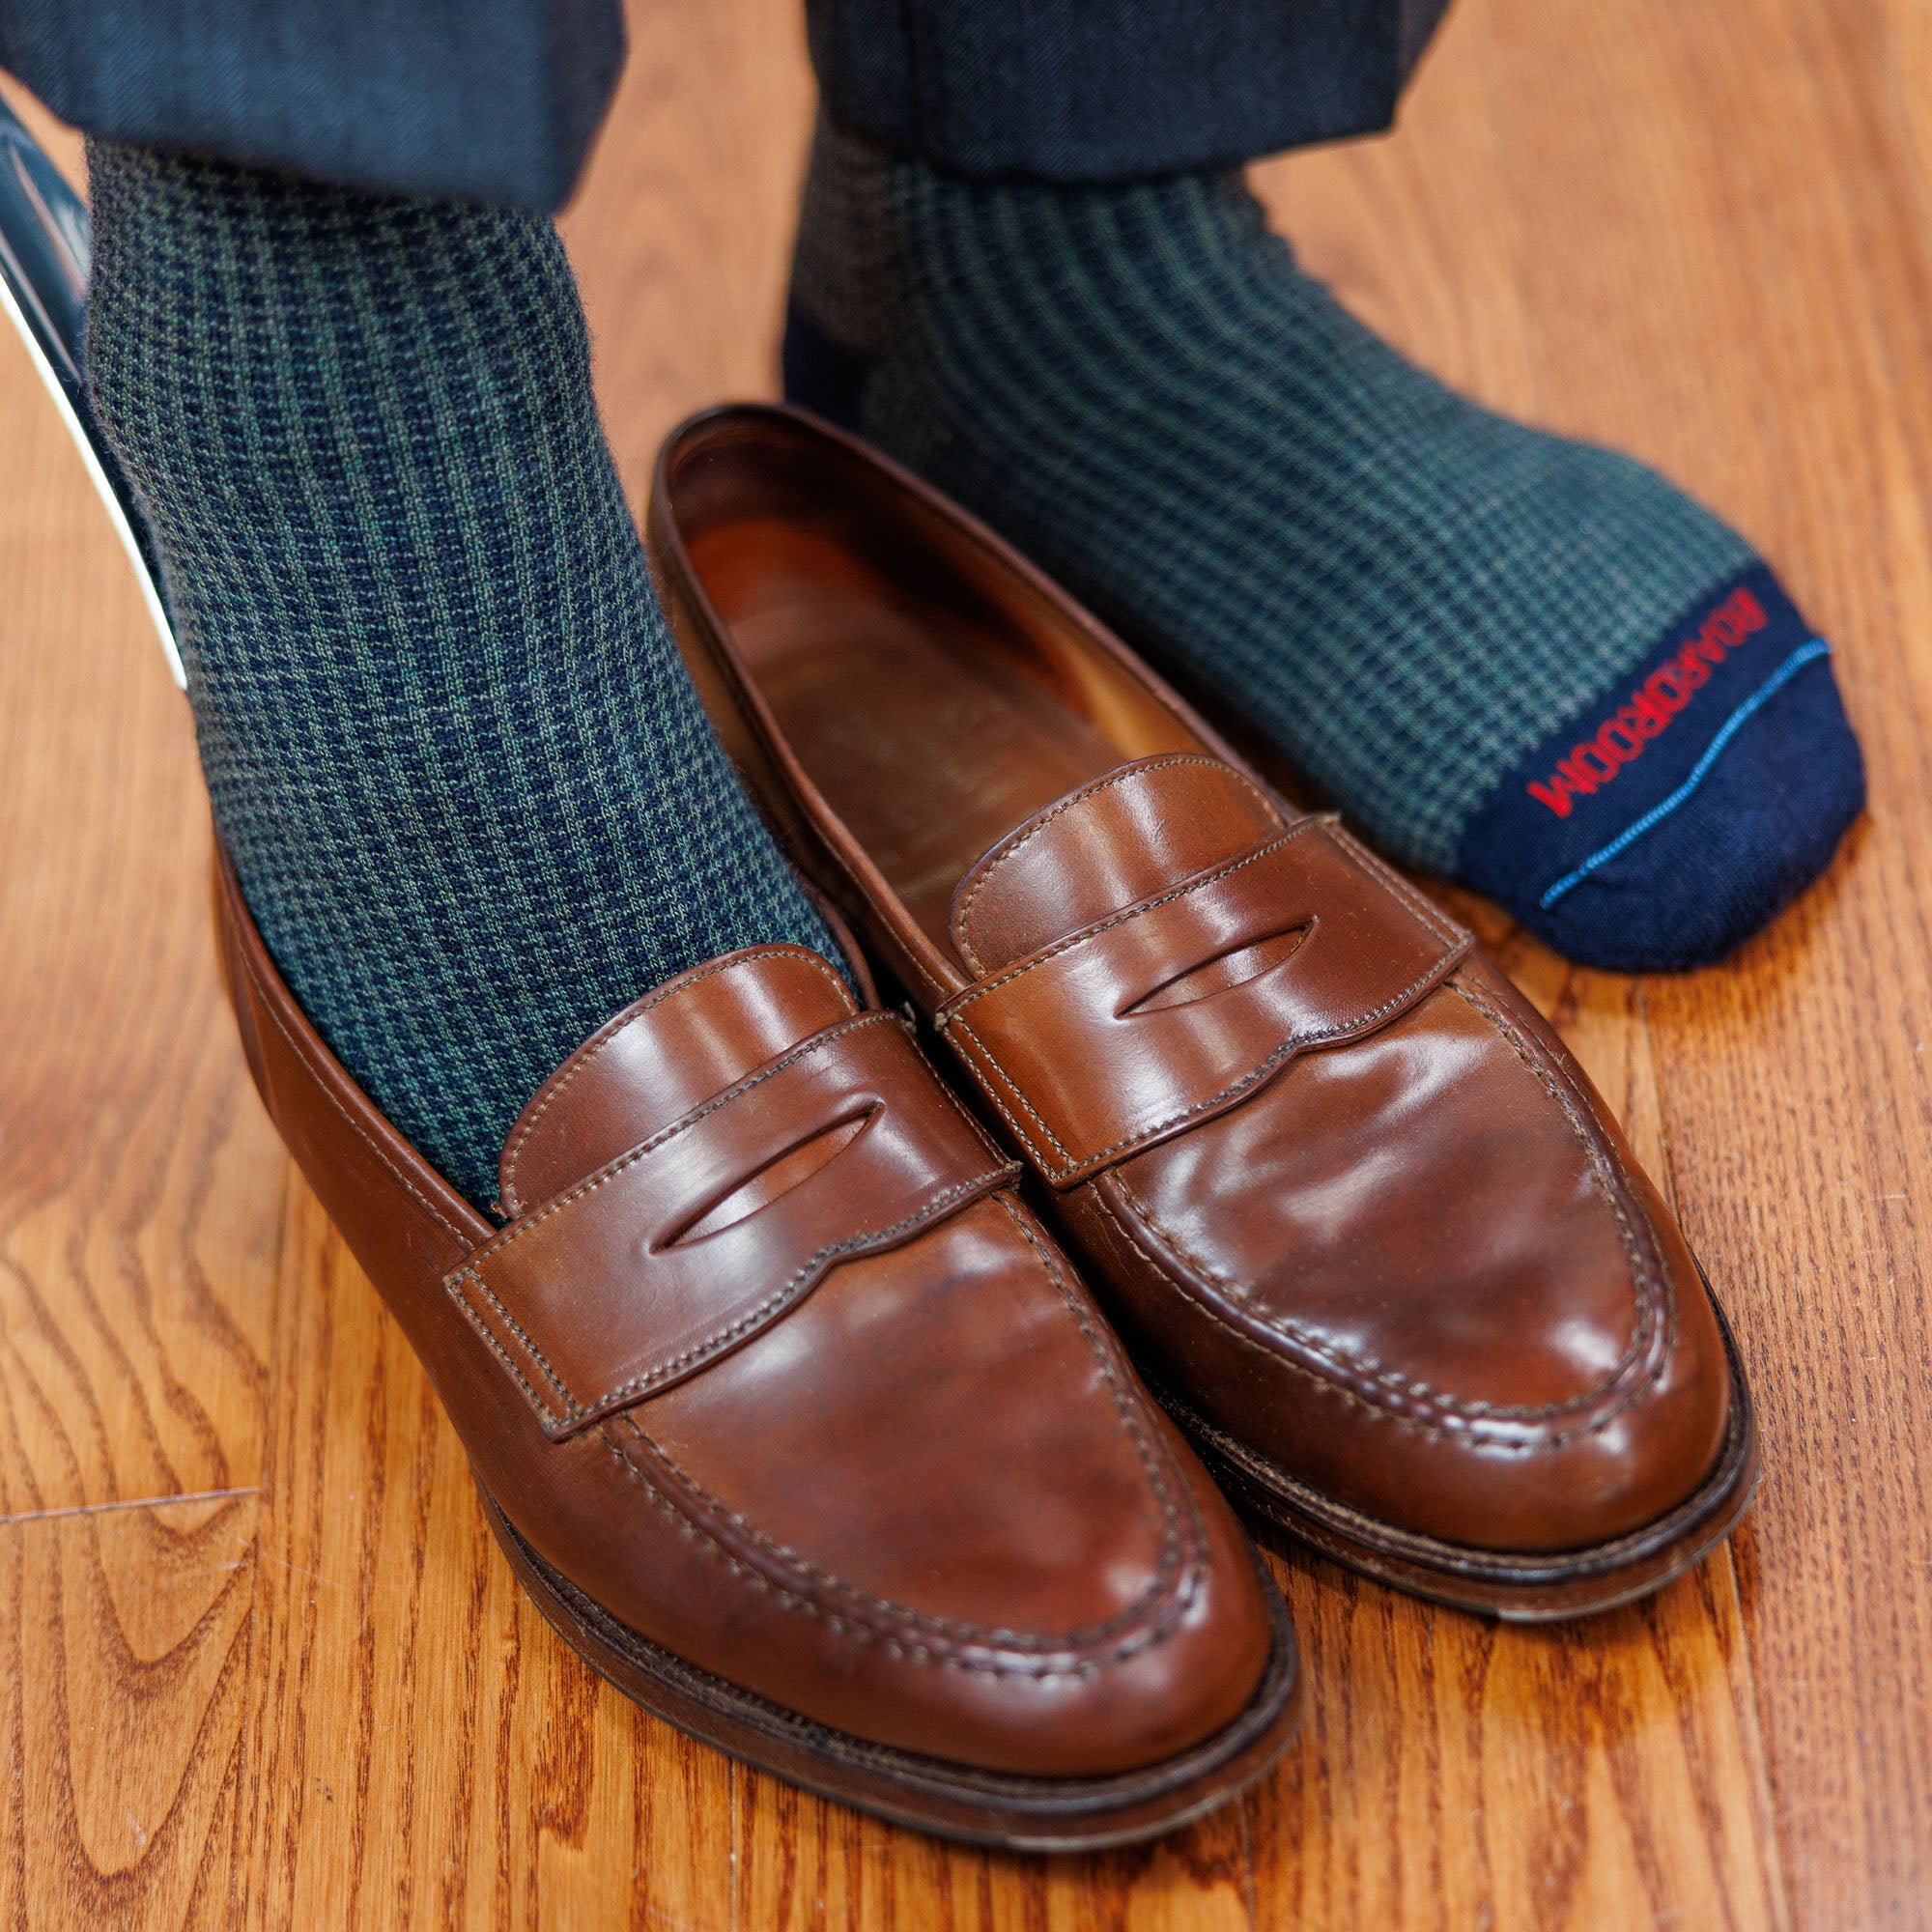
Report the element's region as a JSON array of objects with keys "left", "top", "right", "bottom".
[
  {"left": 1121, "top": 925, "right": 1311, "bottom": 1016},
  {"left": 663, "top": 1109, "right": 875, "bottom": 1246}
]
